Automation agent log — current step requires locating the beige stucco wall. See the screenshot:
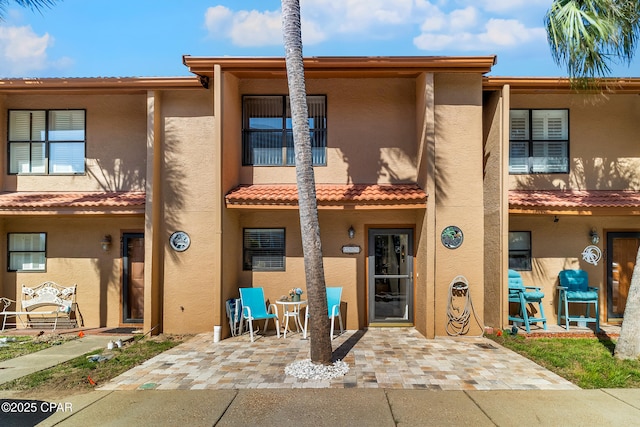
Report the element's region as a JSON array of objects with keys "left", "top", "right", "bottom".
[
  {"left": 229, "top": 209, "right": 423, "bottom": 333},
  {"left": 431, "top": 73, "right": 485, "bottom": 336},
  {"left": 237, "top": 78, "right": 417, "bottom": 185},
  {"left": 0, "top": 94, "right": 147, "bottom": 192},
  {"left": 509, "top": 93, "right": 640, "bottom": 191},
  {"left": 157, "top": 89, "right": 217, "bottom": 334},
  {"left": 482, "top": 88, "right": 509, "bottom": 329},
  {"left": 1, "top": 216, "right": 143, "bottom": 328},
  {"left": 510, "top": 215, "right": 640, "bottom": 325}
]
